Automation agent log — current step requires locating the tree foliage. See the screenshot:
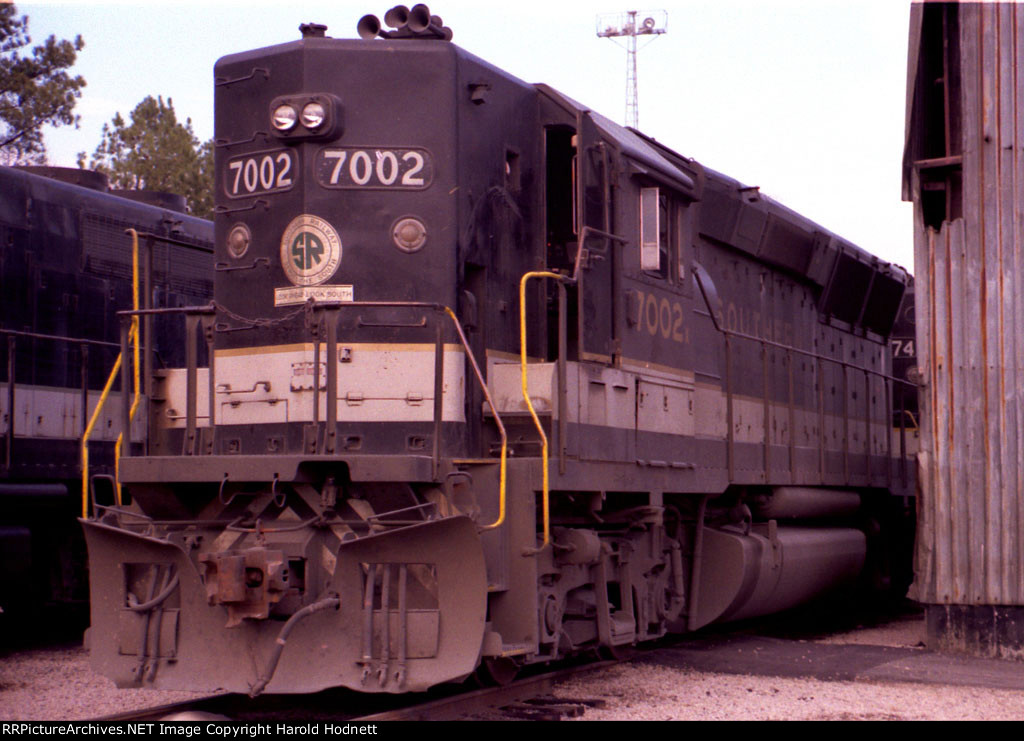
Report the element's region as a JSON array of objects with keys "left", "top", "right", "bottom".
[
  {"left": 0, "top": 3, "right": 85, "bottom": 163},
  {"left": 85, "top": 95, "right": 214, "bottom": 218}
]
